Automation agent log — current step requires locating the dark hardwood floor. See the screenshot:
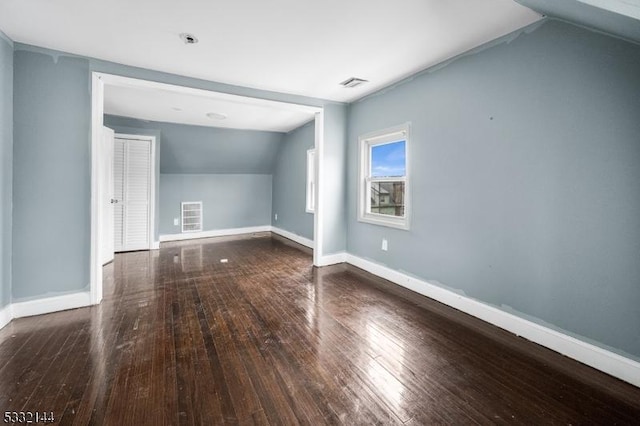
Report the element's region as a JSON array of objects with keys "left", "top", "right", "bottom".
[{"left": 1, "top": 235, "right": 639, "bottom": 425}]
